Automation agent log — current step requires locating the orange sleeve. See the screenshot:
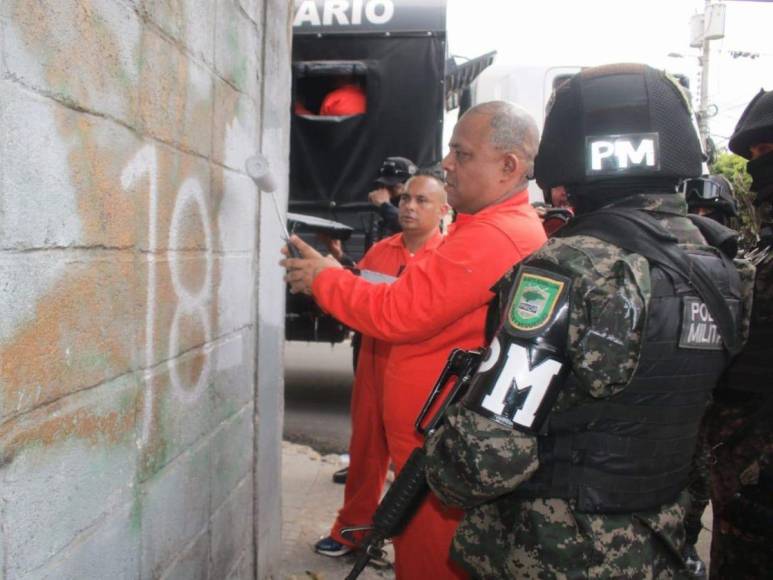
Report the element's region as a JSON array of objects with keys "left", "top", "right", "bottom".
[{"left": 312, "top": 219, "right": 534, "bottom": 343}]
